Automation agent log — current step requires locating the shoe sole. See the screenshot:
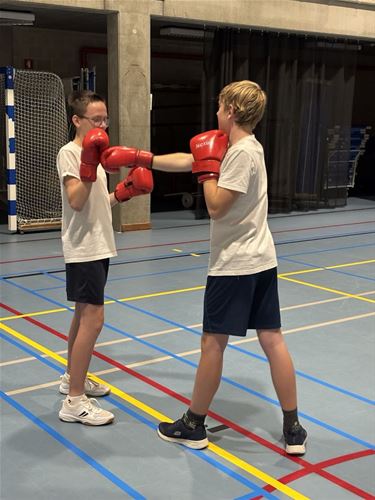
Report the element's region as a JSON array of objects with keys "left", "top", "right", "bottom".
[
  {"left": 59, "top": 413, "right": 114, "bottom": 426},
  {"left": 157, "top": 428, "right": 209, "bottom": 449},
  {"left": 285, "top": 437, "right": 307, "bottom": 455}
]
